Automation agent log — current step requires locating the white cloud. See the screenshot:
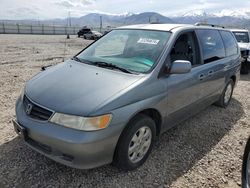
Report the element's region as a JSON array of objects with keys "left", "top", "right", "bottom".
[{"left": 56, "top": 0, "right": 96, "bottom": 8}]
